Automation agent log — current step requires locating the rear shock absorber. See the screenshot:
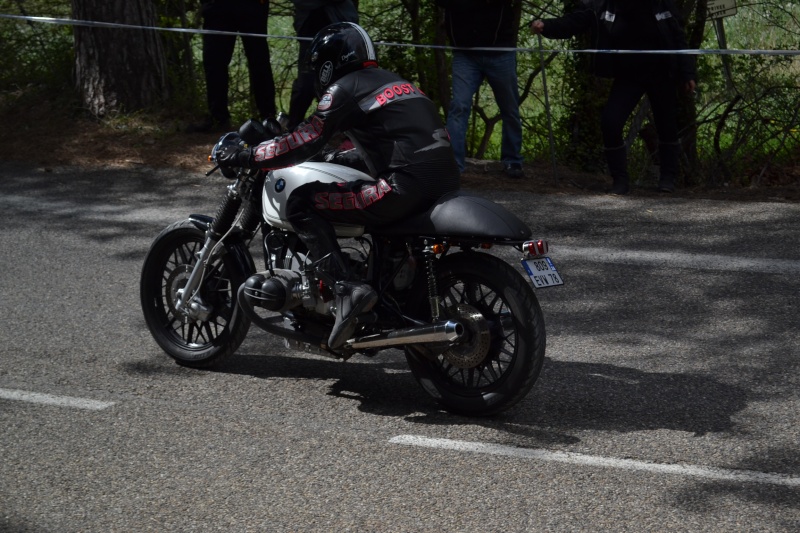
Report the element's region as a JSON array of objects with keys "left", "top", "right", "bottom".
[{"left": 423, "top": 240, "right": 441, "bottom": 321}]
